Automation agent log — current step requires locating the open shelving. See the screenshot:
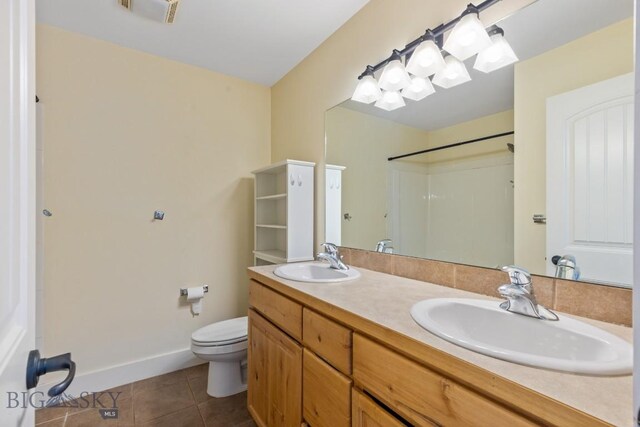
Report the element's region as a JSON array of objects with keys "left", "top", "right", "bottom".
[{"left": 252, "top": 160, "right": 315, "bottom": 265}]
